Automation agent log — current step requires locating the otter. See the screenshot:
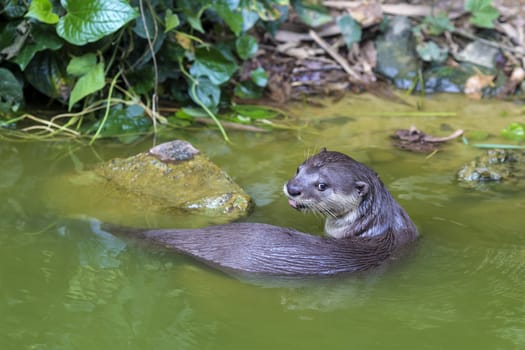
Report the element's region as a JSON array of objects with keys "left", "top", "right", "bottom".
[{"left": 105, "top": 149, "right": 418, "bottom": 276}]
